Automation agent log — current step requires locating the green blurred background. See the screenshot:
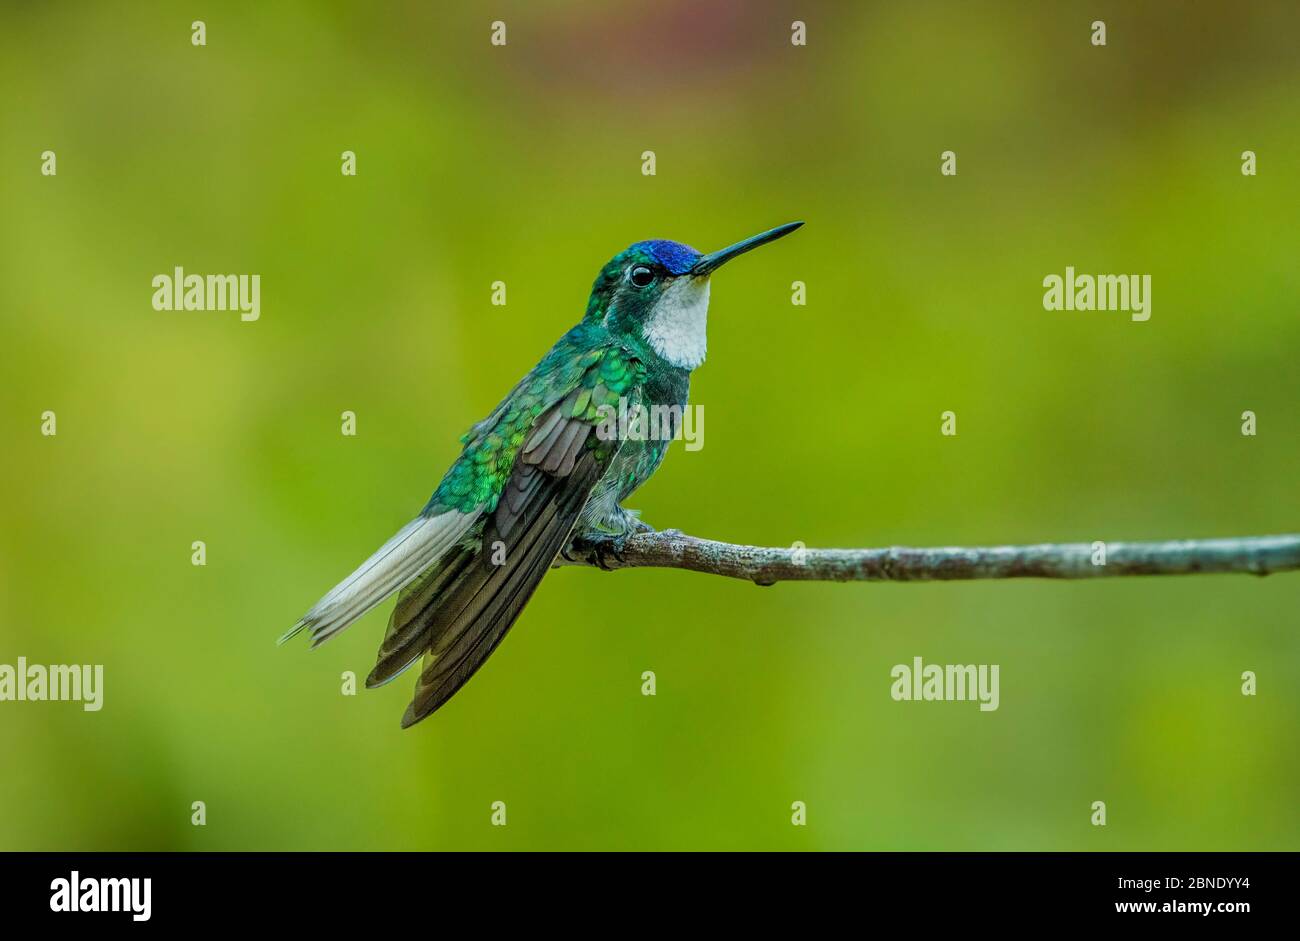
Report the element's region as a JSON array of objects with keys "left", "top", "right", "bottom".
[{"left": 1, "top": 0, "right": 1297, "bottom": 850}]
